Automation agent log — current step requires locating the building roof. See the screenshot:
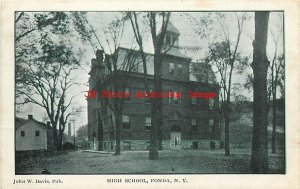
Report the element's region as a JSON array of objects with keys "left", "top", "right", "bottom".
[
  {"left": 118, "top": 46, "right": 190, "bottom": 61},
  {"left": 15, "top": 117, "right": 48, "bottom": 130},
  {"left": 164, "top": 47, "right": 190, "bottom": 59}
]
